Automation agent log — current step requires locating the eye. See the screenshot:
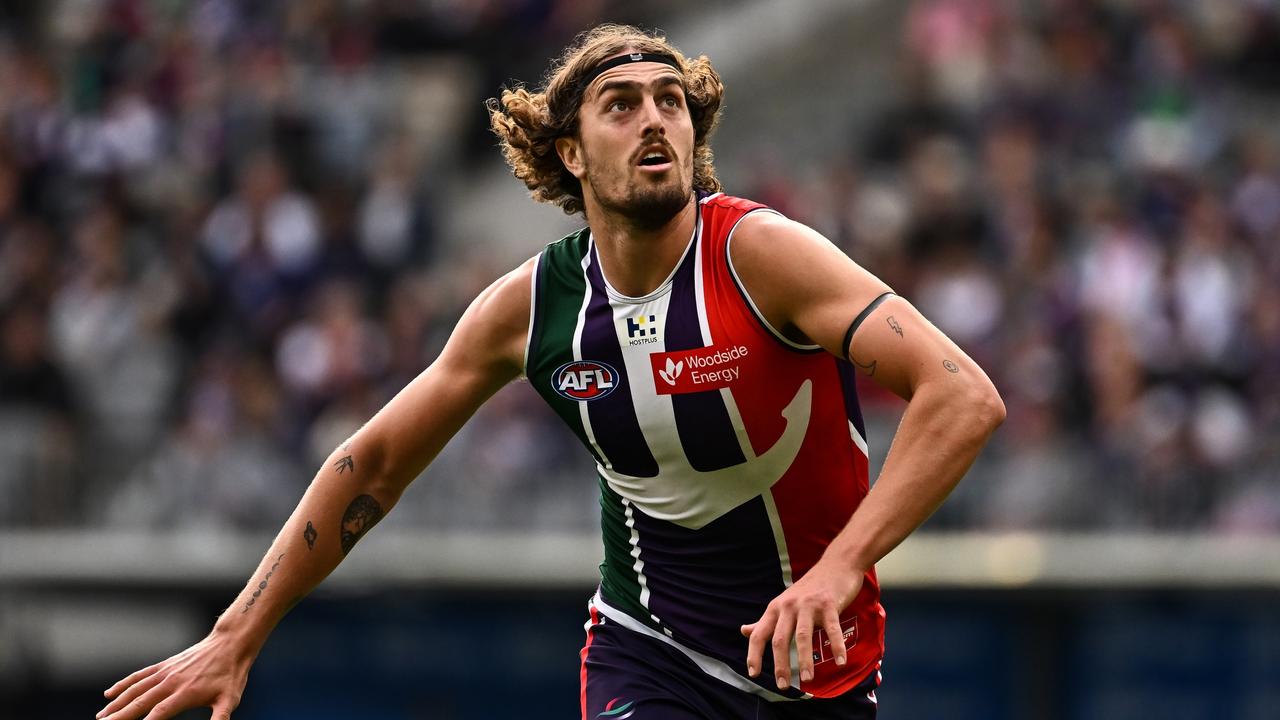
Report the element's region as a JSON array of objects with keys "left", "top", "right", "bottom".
[
  {"left": 608, "top": 100, "right": 629, "bottom": 112},
  {"left": 661, "top": 94, "right": 681, "bottom": 108}
]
